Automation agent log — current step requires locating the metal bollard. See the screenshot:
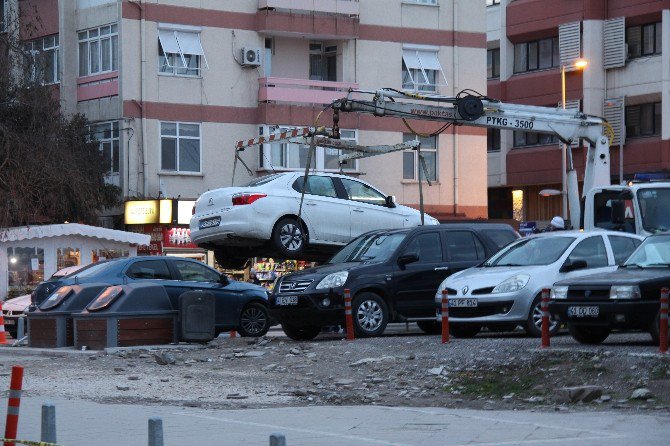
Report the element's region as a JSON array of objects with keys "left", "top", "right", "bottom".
[
  {"left": 344, "top": 289, "right": 355, "bottom": 341},
  {"left": 230, "top": 330, "right": 237, "bottom": 338},
  {"left": 540, "top": 288, "right": 551, "bottom": 348},
  {"left": 148, "top": 417, "right": 164, "bottom": 446},
  {"left": 270, "top": 433, "right": 287, "bottom": 446},
  {"left": 40, "top": 402, "right": 56, "bottom": 443},
  {"left": 441, "top": 289, "right": 450, "bottom": 344},
  {"left": 4, "top": 365, "right": 24, "bottom": 446},
  {"left": 17, "top": 318, "right": 24, "bottom": 340},
  {"left": 660, "top": 288, "right": 669, "bottom": 354}
]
